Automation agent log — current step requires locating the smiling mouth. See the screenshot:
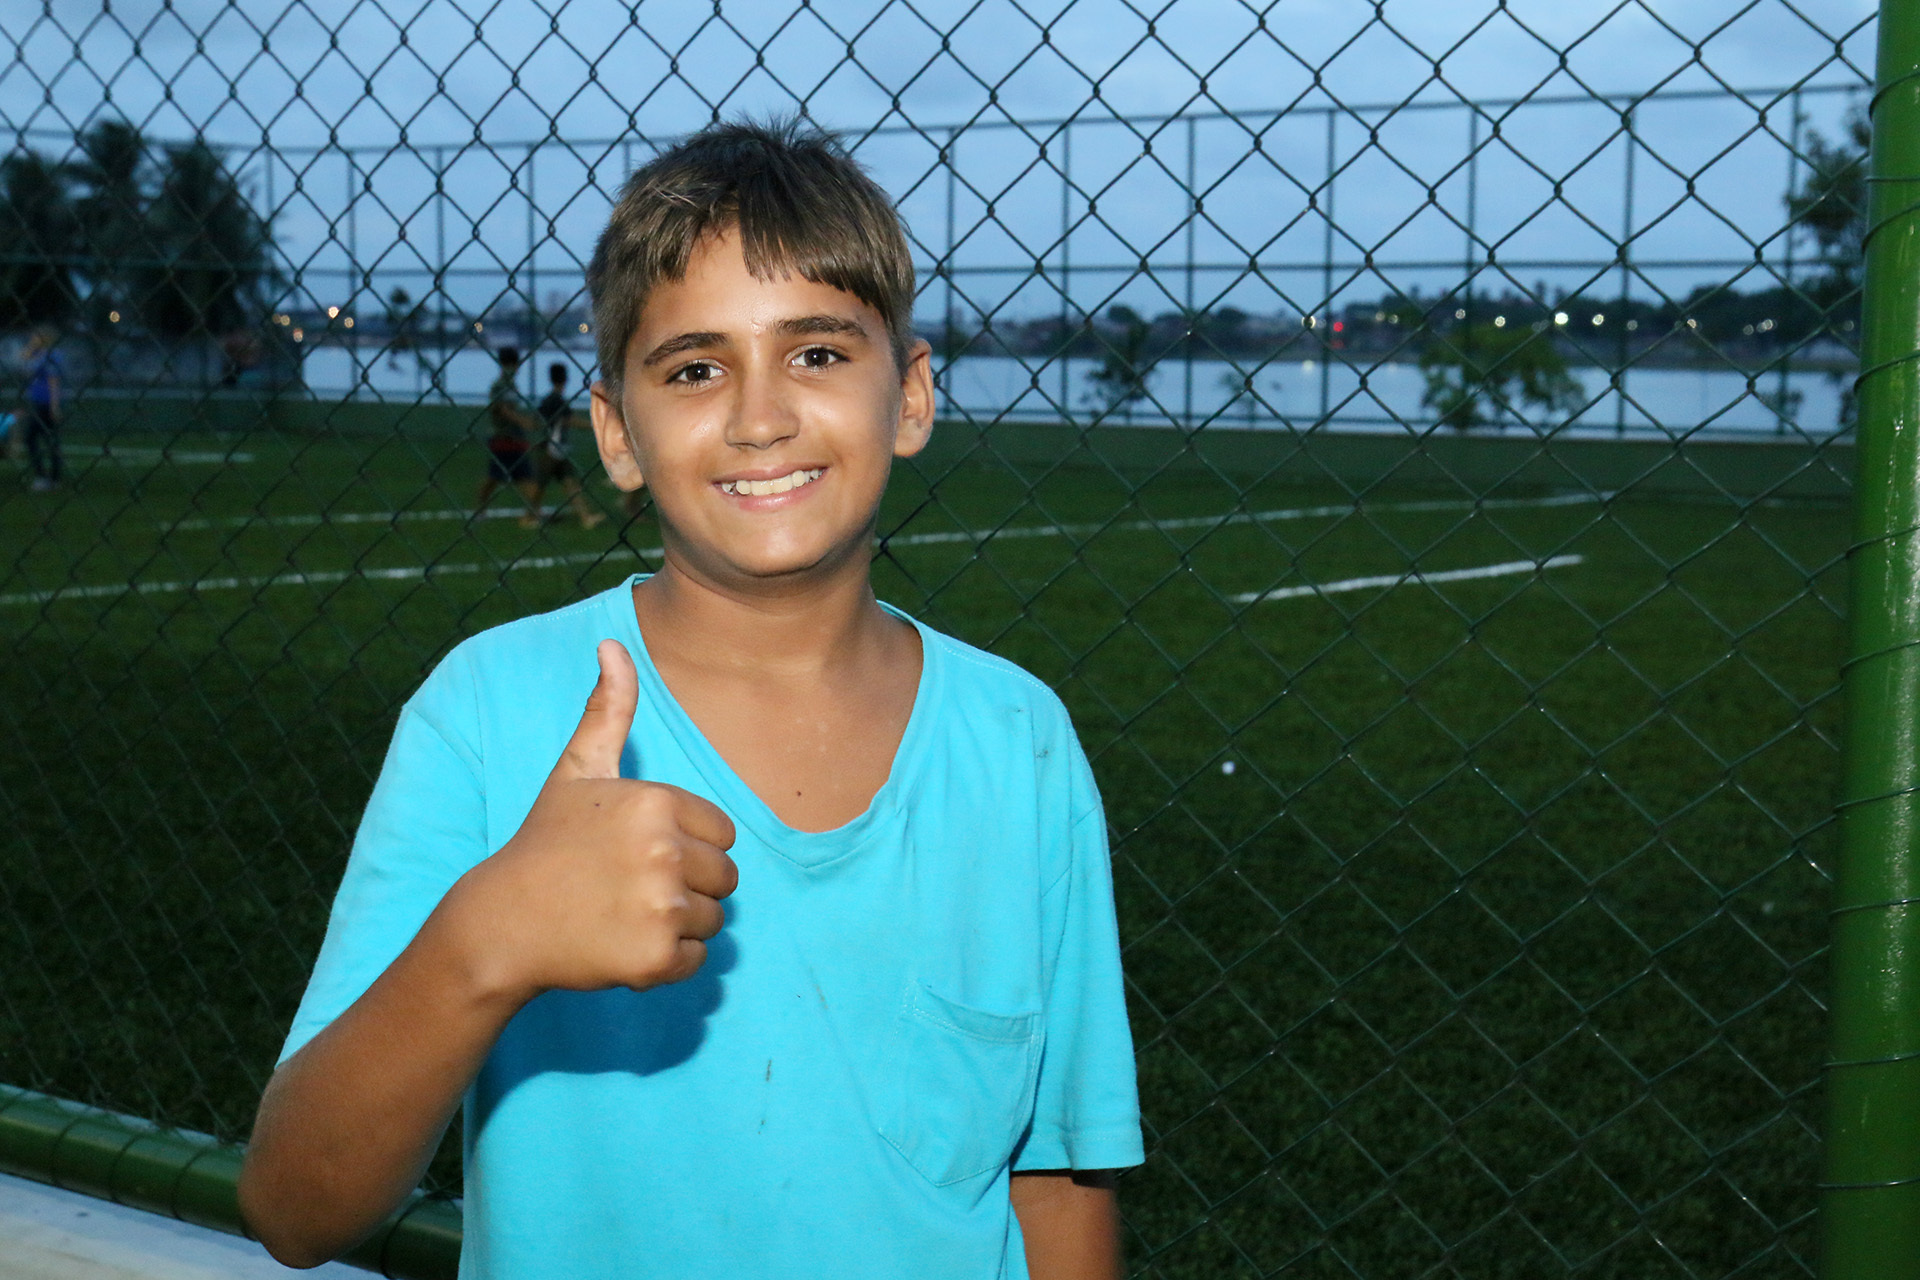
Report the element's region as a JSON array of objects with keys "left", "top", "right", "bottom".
[{"left": 720, "top": 468, "right": 824, "bottom": 497}]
